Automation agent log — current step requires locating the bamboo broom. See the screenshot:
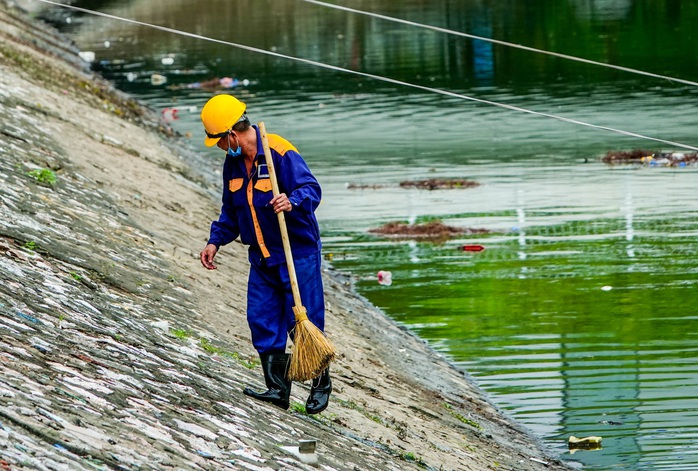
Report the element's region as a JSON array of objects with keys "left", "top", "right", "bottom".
[{"left": 258, "top": 122, "right": 336, "bottom": 382}]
